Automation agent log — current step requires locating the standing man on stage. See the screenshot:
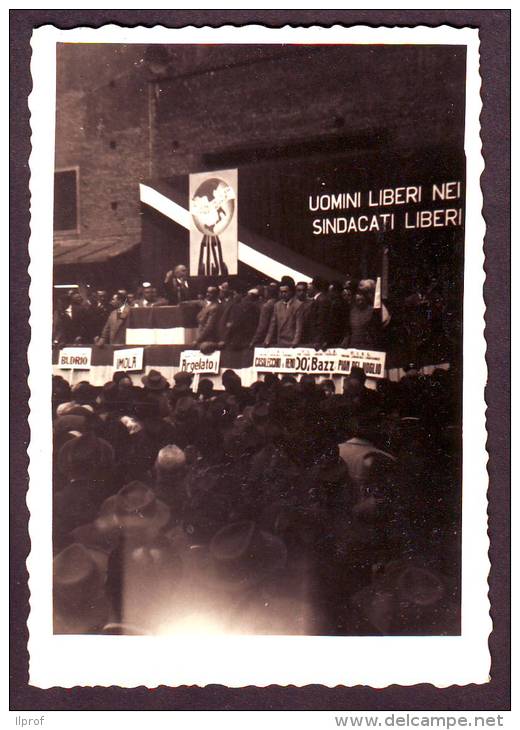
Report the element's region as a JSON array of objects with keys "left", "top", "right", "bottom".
[{"left": 163, "top": 264, "right": 195, "bottom": 305}]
